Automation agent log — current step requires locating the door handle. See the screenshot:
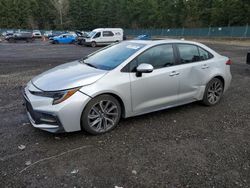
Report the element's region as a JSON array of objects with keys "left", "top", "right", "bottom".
[
  {"left": 169, "top": 71, "right": 180, "bottom": 76},
  {"left": 201, "top": 64, "right": 209, "bottom": 69}
]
